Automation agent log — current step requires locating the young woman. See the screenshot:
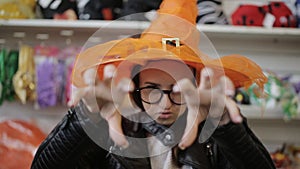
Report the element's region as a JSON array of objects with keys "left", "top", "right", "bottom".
[
  {"left": 31, "top": 58, "right": 275, "bottom": 169},
  {"left": 31, "top": 0, "right": 275, "bottom": 168}
]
